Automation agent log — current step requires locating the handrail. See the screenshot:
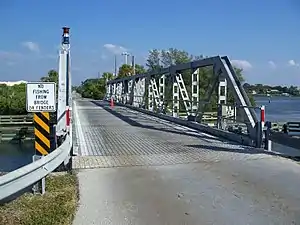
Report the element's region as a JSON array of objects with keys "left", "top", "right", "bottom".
[{"left": 0, "top": 135, "right": 72, "bottom": 201}]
